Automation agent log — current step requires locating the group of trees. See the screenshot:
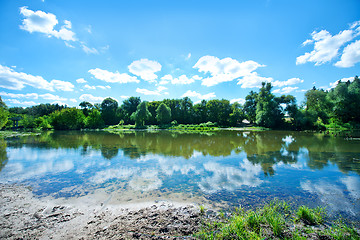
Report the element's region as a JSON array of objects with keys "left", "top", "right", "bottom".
[{"left": 0, "top": 76, "right": 359, "bottom": 131}]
